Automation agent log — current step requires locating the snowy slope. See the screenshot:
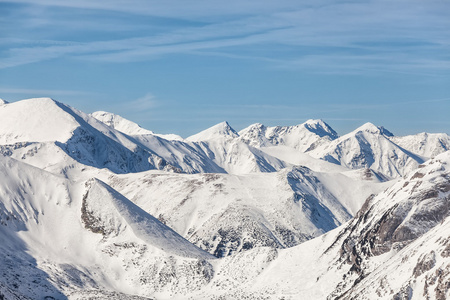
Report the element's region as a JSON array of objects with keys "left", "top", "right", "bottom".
[
  {"left": 91, "top": 110, "right": 183, "bottom": 141},
  {"left": 2, "top": 96, "right": 450, "bottom": 299},
  {"left": 83, "top": 178, "right": 211, "bottom": 259},
  {"left": 127, "top": 130, "right": 288, "bottom": 174},
  {"left": 105, "top": 164, "right": 387, "bottom": 257},
  {"left": 260, "top": 145, "right": 350, "bottom": 173},
  {"left": 0, "top": 98, "right": 179, "bottom": 174},
  {"left": 91, "top": 111, "right": 155, "bottom": 136},
  {"left": 324, "top": 151, "right": 450, "bottom": 299},
  {"left": 131, "top": 133, "right": 226, "bottom": 173},
  {"left": 193, "top": 138, "right": 289, "bottom": 174},
  {"left": 1, "top": 103, "right": 285, "bottom": 175},
  {"left": 390, "top": 132, "right": 450, "bottom": 158},
  {"left": 239, "top": 119, "right": 338, "bottom": 151},
  {"left": 309, "top": 122, "right": 424, "bottom": 179},
  {"left": 0, "top": 155, "right": 214, "bottom": 299},
  {"left": 0, "top": 97, "right": 80, "bottom": 144},
  {"left": 132, "top": 121, "right": 289, "bottom": 174},
  {"left": 187, "top": 152, "right": 450, "bottom": 299},
  {"left": 186, "top": 121, "right": 239, "bottom": 142}
]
